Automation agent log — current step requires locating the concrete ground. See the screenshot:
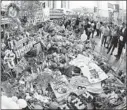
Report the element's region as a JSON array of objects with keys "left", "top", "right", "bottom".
[{"left": 92, "top": 33, "right": 126, "bottom": 73}]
